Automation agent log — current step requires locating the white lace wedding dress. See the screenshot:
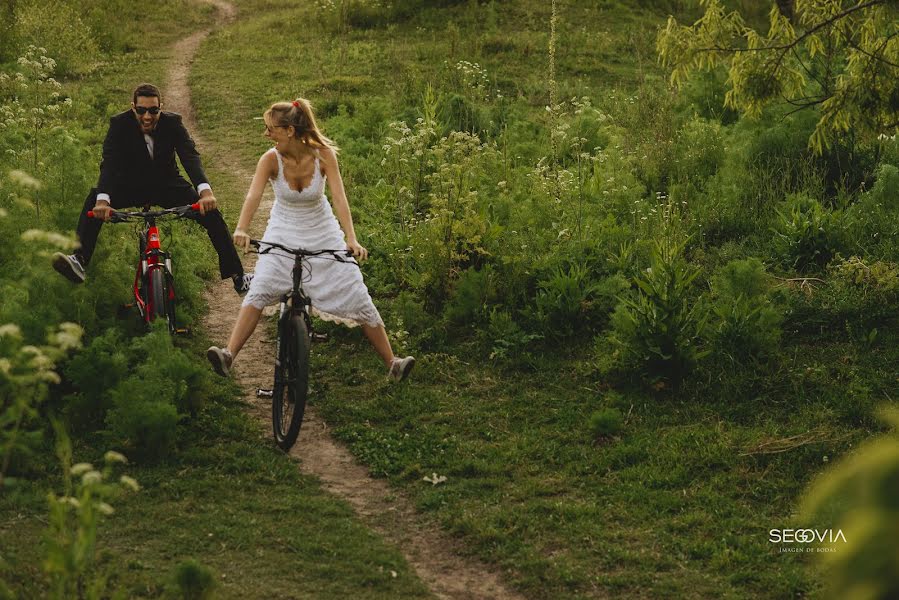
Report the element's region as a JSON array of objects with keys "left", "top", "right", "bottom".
[{"left": 242, "top": 148, "right": 384, "bottom": 328}]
